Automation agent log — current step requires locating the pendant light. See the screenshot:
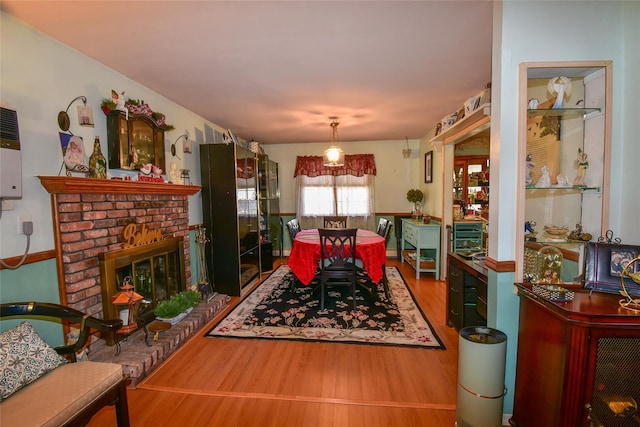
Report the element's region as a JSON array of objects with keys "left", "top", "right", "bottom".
[
  {"left": 402, "top": 137, "right": 412, "bottom": 158},
  {"left": 323, "top": 117, "right": 344, "bottom": 167}
]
